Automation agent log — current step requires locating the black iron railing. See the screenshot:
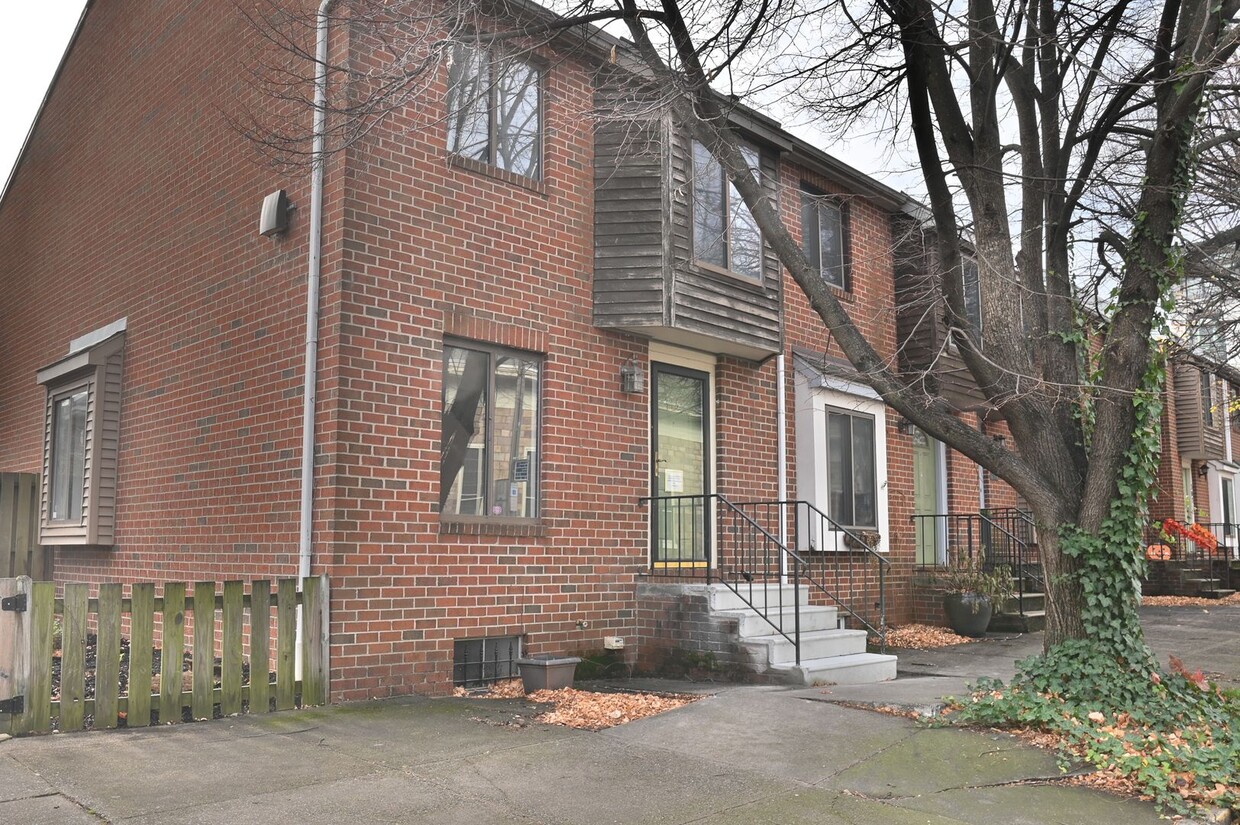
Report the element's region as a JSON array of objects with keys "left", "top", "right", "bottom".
[
  {"left": 734, "top": 500, "right": 888, "bottom": 650},
  {"left": 643, "top": 495, "right": 889, "bottom": 659},
  {"left": 1143, "top": 520, "right": 1234, "bottom": 591},
  {"left": 911, "top": 509, "right": 1042, "bottom": 615}
]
